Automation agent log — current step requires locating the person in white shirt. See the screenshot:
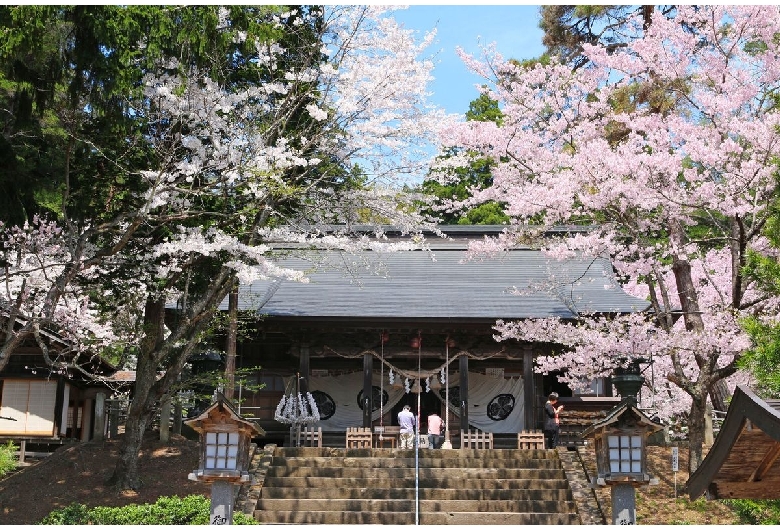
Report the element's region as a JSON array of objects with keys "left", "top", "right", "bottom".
[{"left": 398, "top": 405, "right": 416, "bottom": 449}]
